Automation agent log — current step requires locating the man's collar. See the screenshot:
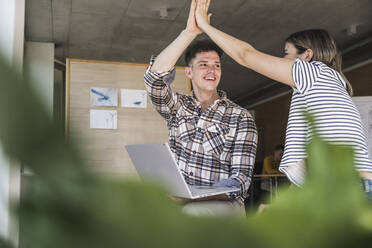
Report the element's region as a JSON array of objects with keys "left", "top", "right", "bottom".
[{"left": 190, "top": 90, "right": 228, "bottom": 105}]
